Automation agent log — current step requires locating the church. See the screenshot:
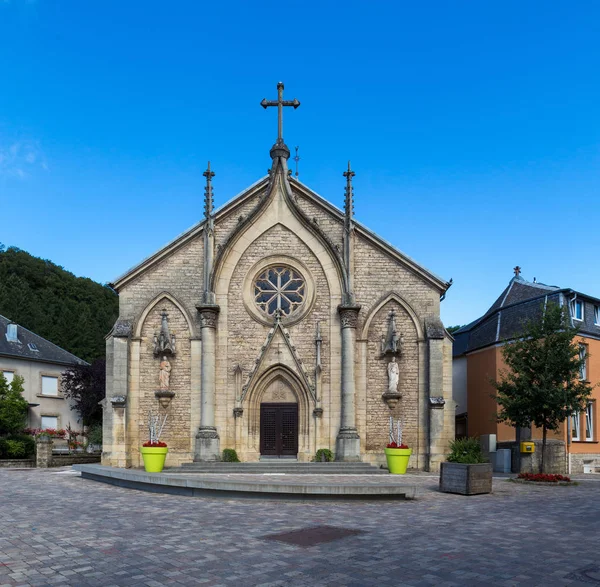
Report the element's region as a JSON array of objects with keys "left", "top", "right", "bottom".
[{"left": 102, "top": 83, "right": 454, "bottom": 471}]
